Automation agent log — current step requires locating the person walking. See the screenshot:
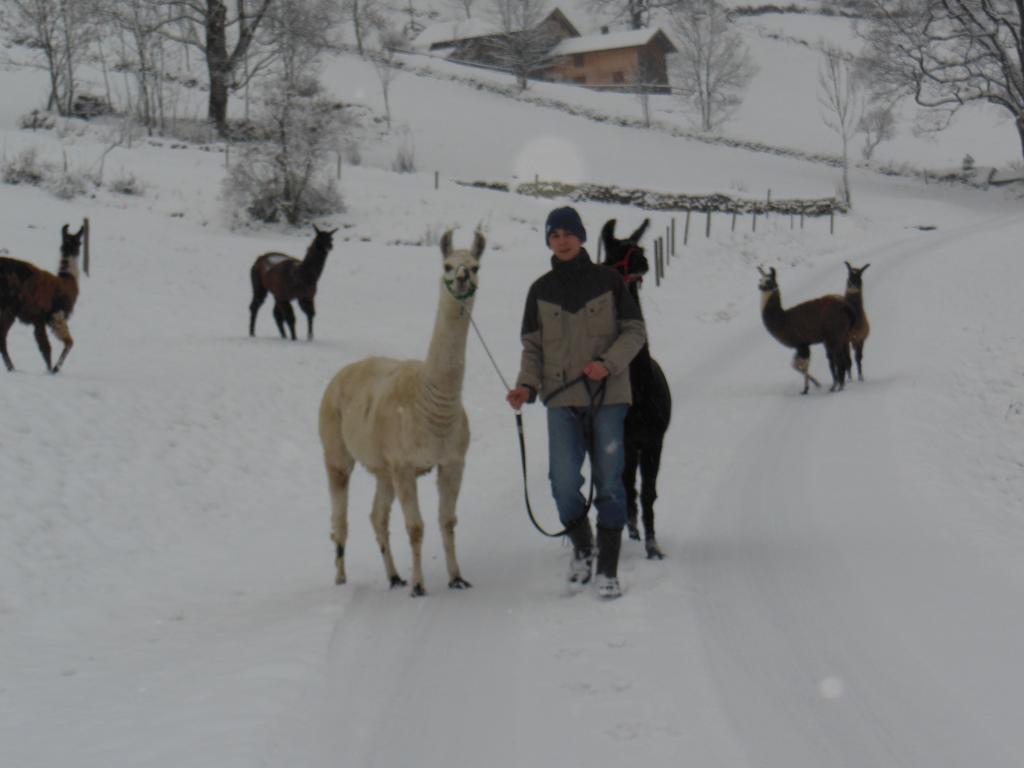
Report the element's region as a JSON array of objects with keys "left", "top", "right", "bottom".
[{"left": 506, "top": 206, "right": 646, "bottom": 598}]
